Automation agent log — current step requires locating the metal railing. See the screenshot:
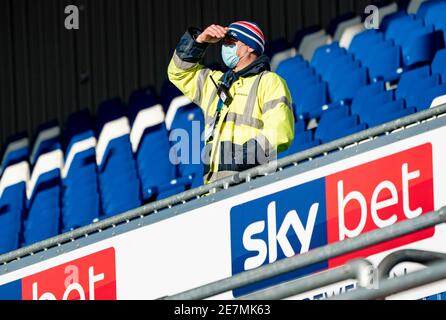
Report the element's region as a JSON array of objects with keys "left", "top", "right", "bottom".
[
  {"left": 1, "top": 103, "right": 445, "bottom": 265},
  {"left": 331, "top": 259, "right": 446, "bottom": 300},
  {"left": 163, "top": 206, "right": 446, "bottom": 300},
  {"left": 240, "top": 249, "right": 446, "bottom": 300},
  {"left": 236, "top": 259, "right": 374, "bottom": 300}
]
